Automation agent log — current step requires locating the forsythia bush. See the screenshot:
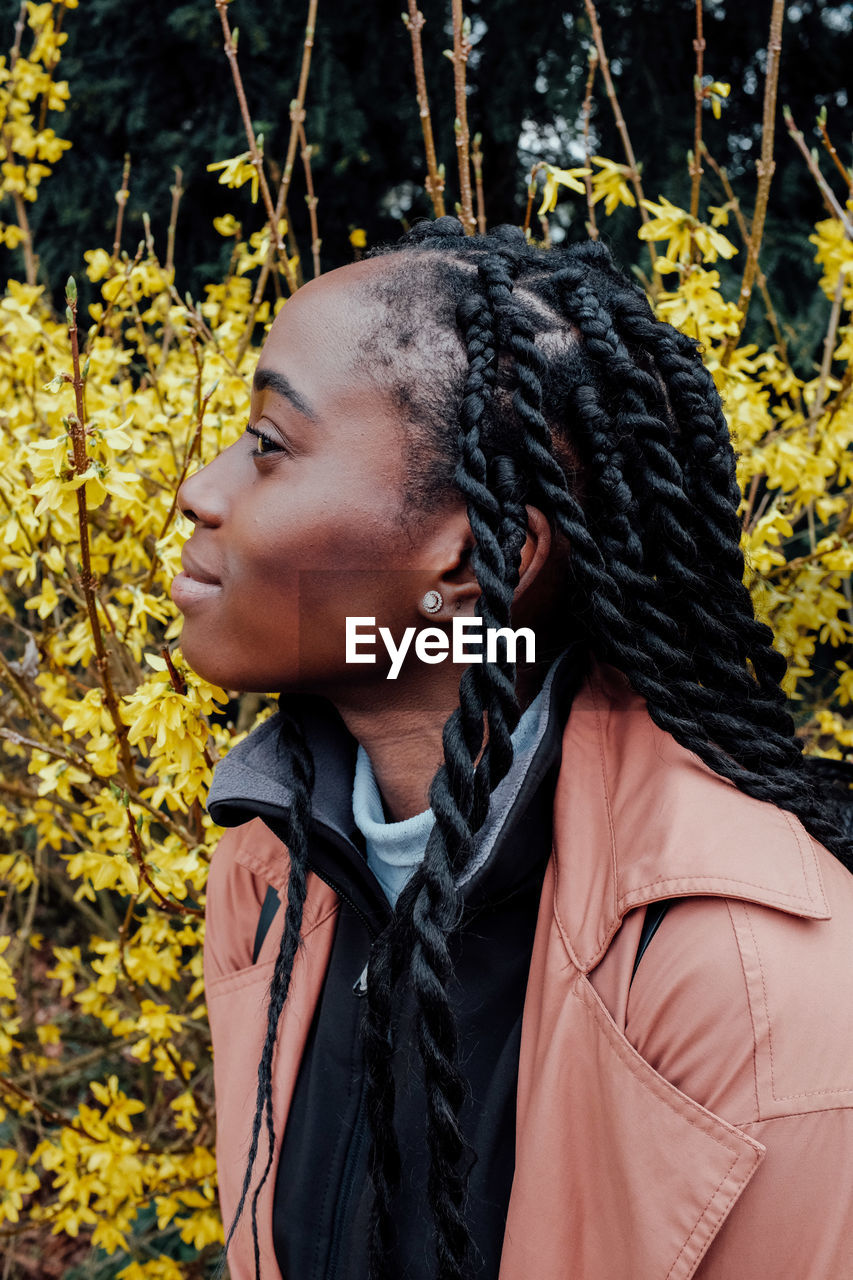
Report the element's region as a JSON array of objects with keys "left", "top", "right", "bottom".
[{"left": 0, "top": 2, "right": 851, "bottom": 1274}]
